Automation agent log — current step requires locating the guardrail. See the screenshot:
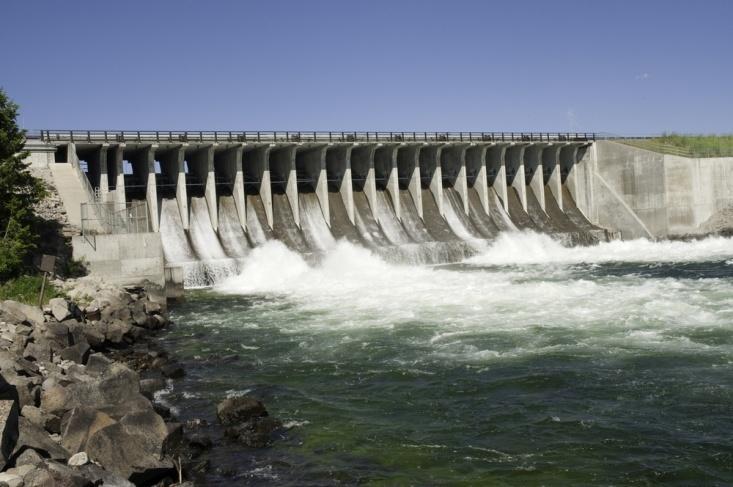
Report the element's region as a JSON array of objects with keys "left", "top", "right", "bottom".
[{"left": 28, "top": 130, "right": 596, "bottom": 144}]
